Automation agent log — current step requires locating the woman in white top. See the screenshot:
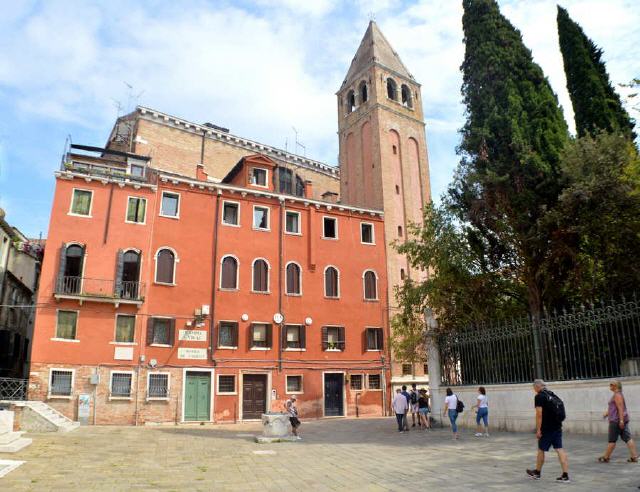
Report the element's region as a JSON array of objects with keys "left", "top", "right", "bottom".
[
  {"left": 444, "top": 387, "right": 459, "bottom": 440},
  {"left": 473, "top": 386, "right": 489, "bottom": 437}
]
